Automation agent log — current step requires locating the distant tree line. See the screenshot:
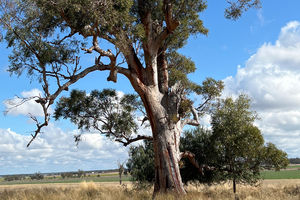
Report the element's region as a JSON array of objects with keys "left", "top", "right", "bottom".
[
  {"left": 61, "top": 169, "right": 86, "bottom": 179},
  {"left": 289, "top": 158, "right": 300, "bottom": 164},
  {"left": 30, "top": 172, "right": 44, "bottom": 180},
  {"left": 3, "top": 175, "right": 26, "bottom": 181},
  {"left": 3, "top": 172, "right": 44, "bottom": 181}
]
